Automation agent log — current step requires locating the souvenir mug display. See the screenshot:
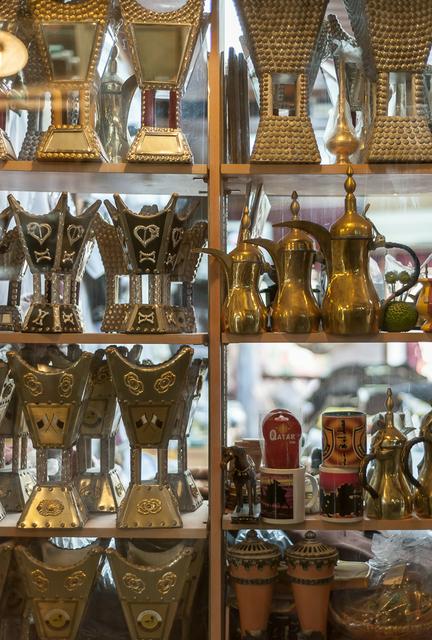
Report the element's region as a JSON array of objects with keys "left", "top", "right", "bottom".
[
  {"left": 200, "top": 206, "right": 267, "bottom": 334},
  {"left": 233, "top": 0, "right": 328, "bottom": 163},
  {"left": 0, "top": 206, "right": 26, "bottom": 332},
  {"left": 344, "top": 0, "right": 432, "bottom": 162},
  {"left": 285, "top": 531, "right": 338, "bottom": 638},
  {"left": 99, "top": 194, "right": 207, "bottom": 333},
  {"left": 322, "top": 410, "right": 366, "bottom": 467},
  {"left": 30, "top": 0, "right": 109, "bottom": 161},
  {"left": 361, "top": 388, "right": 413, "bottom": 520},
  {"left": 227, "top": 530, "right": 280, "bottom": 640},
  {"left": 8, "top": 193, "right": 99, "bottom": 334},
  {"left": 404, "top": 403, "right": 432, "bottom": 518},
  {"left": 8, "top": 349, "right": 93, "bottom": 528},
  {"left": 107, "top": 345, "right": 196, "bottom": 528},
  {"left": 249, "top": 191, "right": 321, "bottom": 333},
  {"left": 319, "top": 465, "right": 363, "bottom": 522},
  {"left": 120, "top": 0, "right": 204, "bottom": 162},
  {"left": 278, "top": 165, "right": 420, "bottom": 335}
]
